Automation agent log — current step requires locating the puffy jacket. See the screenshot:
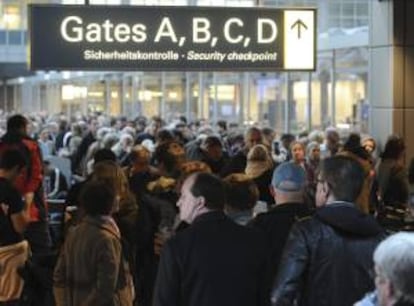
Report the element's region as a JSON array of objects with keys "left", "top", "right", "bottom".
[{"left": 271, "top": 202, "right": 384, "bottom": 306}]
